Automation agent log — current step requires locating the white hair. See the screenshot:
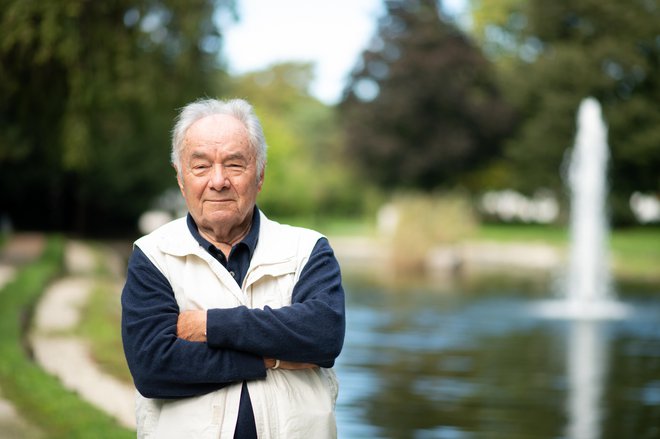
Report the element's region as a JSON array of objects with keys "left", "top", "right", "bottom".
[{"left": 171, "top": 98, "right": 267, "bottom": 179}]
